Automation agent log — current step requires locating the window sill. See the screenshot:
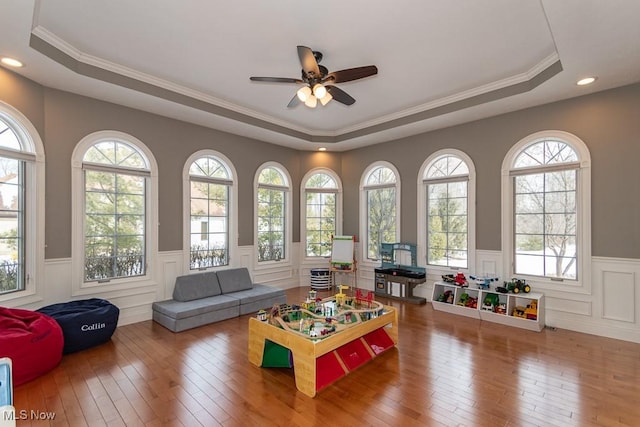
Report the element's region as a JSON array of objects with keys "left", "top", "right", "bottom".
[
  {"left": 73, "top": 275, "right": 157, "bottom": 296},
  {"left": 0, "top": 287, "right": 43, "bottom": 306}
]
